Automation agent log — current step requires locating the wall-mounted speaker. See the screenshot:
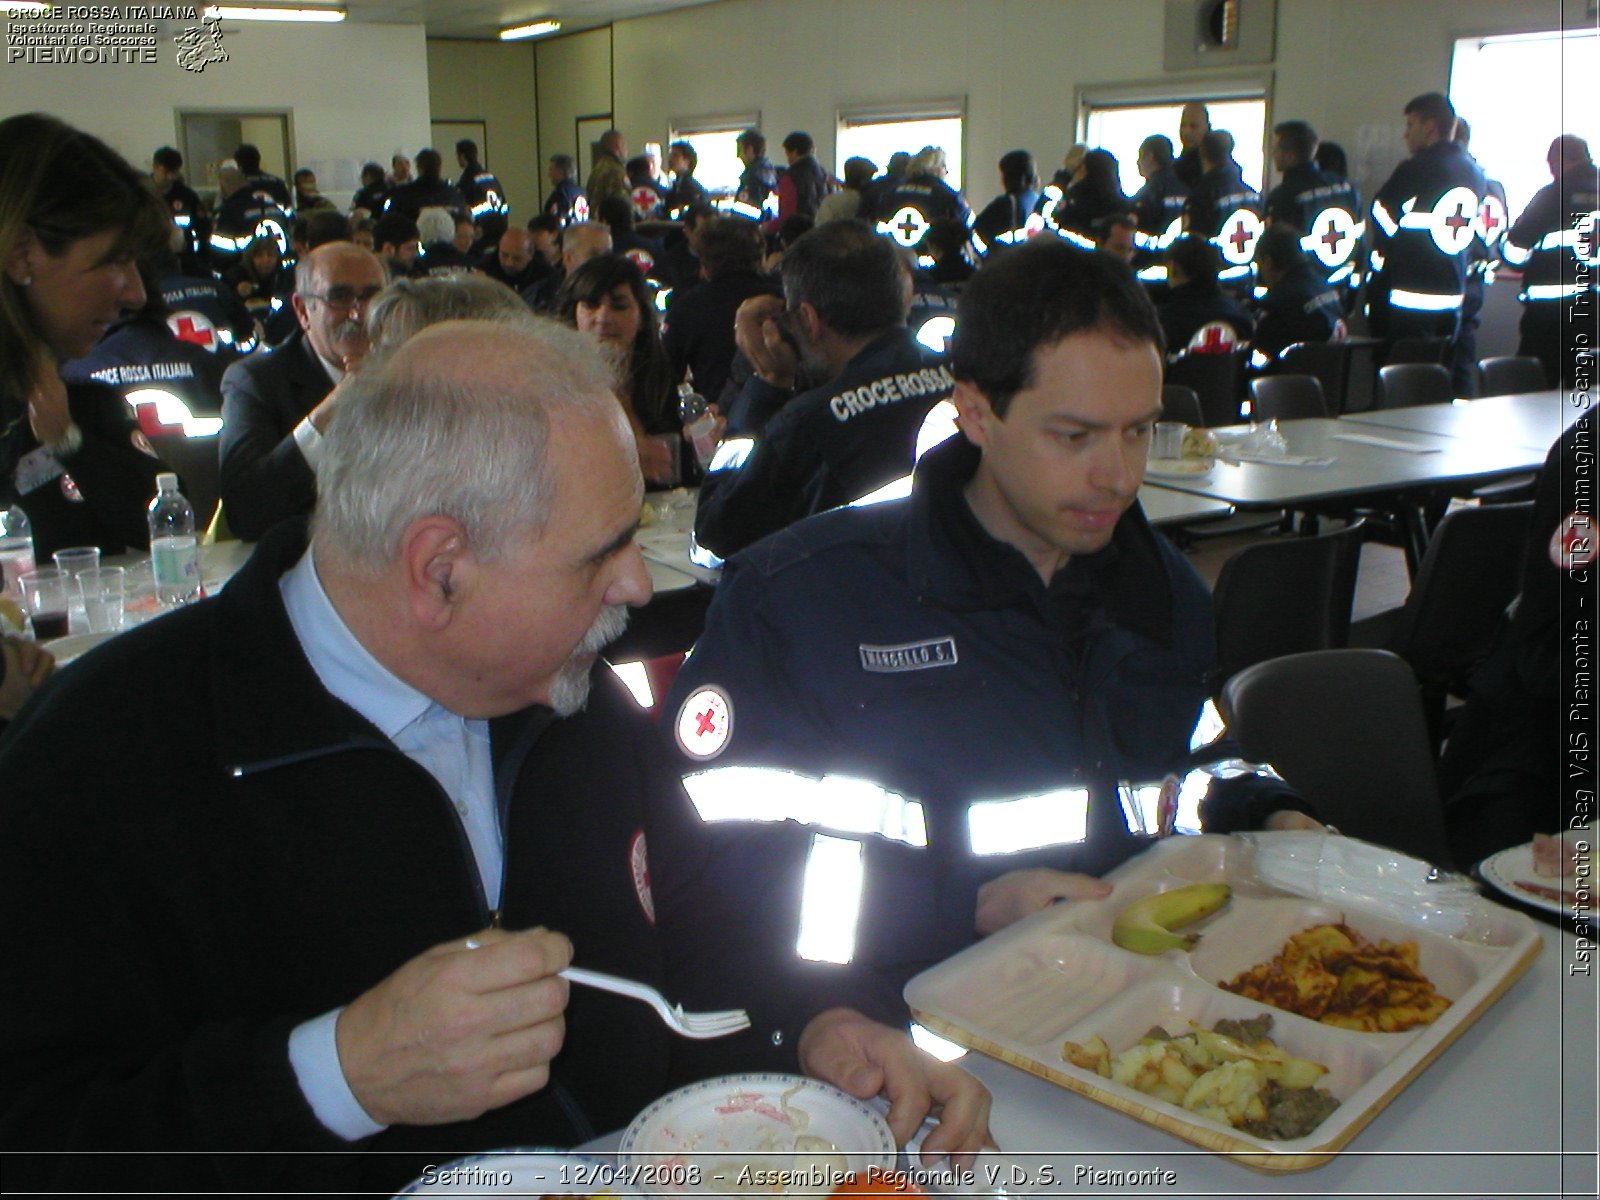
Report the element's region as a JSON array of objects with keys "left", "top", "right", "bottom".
[{"left": 1164, "top": 0, "right": 1277, "bottom": 70}]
